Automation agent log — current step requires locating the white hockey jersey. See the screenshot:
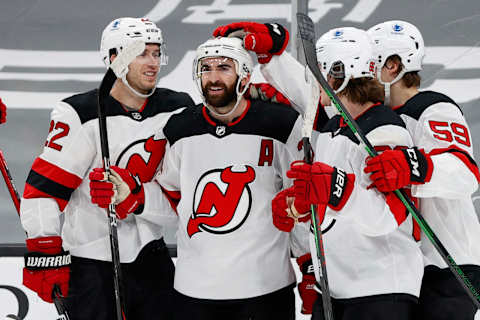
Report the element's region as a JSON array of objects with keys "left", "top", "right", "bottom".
[
  {"left": 155, "top": 99, "right": 302, "bottom": 299},
  {"left": 394, "top": 91, "right": 480, "bottom": 268},
  {"left": 20, "top": 88, "right": 193, "bottom": 263},
  {"left": 310, "top": 104, "right": 424, "bottom": 299}
]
